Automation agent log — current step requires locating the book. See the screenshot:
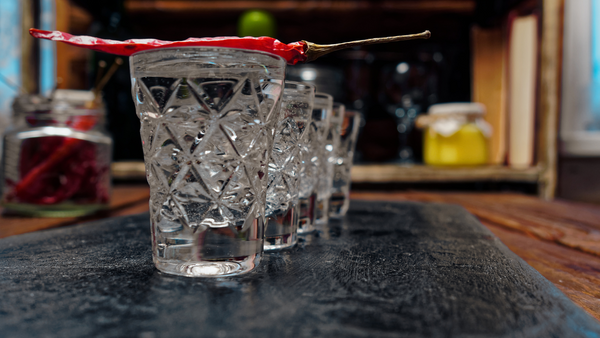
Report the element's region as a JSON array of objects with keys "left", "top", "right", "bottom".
[{"left": 507, "top": 14, "right": 539, "bottom": 169}]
